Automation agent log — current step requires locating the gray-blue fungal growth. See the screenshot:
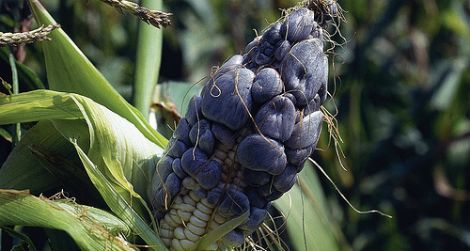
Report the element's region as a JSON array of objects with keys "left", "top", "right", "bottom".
[
  {"left": 237, "top": 134, "right": 287, "bottom": 175},
  {"left": 286, "top": 111, "right": 323, "bottom": 149},
  {"left": 181, "top": 147, "right": 207, "bottom": 177},
  {"left": 244, "top": 169, "right": 272, "bottom": 187},
  {"left": 281, "top": 39, "right": 327, "bottom": 106},
  {"left": 201, "top": 68, "right": 255, "bottom": 130},
  {"left": 171, "top": 158, "right": 187, "bottom": 179},
  {"left": 255, "top": 95, "right": 296, "bottom": 142},
  {"left": 185, "top": 96, "right": 203, "bottom": 125},
  {"left": 194, "top": 160, "right": 221, "bottom": 190},
  {"left": 273, "top": 164, "right": 298, "bottom": 193},
  {"left": 211, "top": 122, "right": 236, "bottom": 148},
  {"left": 286, "top": 146, "right": 313, "bottom": 167},
  {"left": 250, "top": 67, "right": 283, "bottom": 104},
  {"left": 218, "top": 188, "right": 250, "bottom": 218},
  {"left": 166, "top": 138, "right": 188, "bottom": 158},
  {"left": 280, "top": 8, "right": 316, "bottom": 42},
  {"left": 173, "top": 118, "right": 191, "bottom": 145},
  {"left": 189, "top": 119, "right": 215, "bottom": 155}
]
